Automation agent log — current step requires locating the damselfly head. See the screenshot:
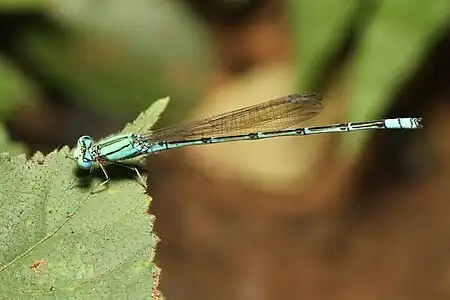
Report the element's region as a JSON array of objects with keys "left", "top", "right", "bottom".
[{"left": 74, "top": 135, "right": 94, "bottom": 169}]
